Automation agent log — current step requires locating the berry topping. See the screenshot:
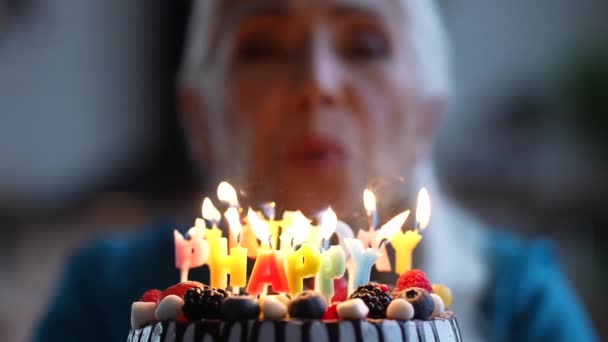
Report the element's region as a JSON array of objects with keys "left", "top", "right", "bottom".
[
  {"left": 395, "top": 270, "right": 433, "bottom": 293},
  {"left": 348, "top": 282, "right": 393, "bottom": 319},
  {"left": 182, "top": 285, "right": 230, "bottom": 320},
  {"left": 431, "top": 284, "right": 453, "bottom": 308},
  {"left": 160, "top": 281, "right": 204, "bottom": 302},
  {"left": 323, "top": 302, "right": 340, "bottom": 320},
  {"left": 221, "top": 296, "right": 260, "bottom": 321},
  {"left": 288, "top": 290, "right": 327, "bottom": 319},
  {"left": 140, "top": 289, "right": 162, "bottom": 303},
  {"left": 394, "top": 287, "right": 434, "bottom": 320}
]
